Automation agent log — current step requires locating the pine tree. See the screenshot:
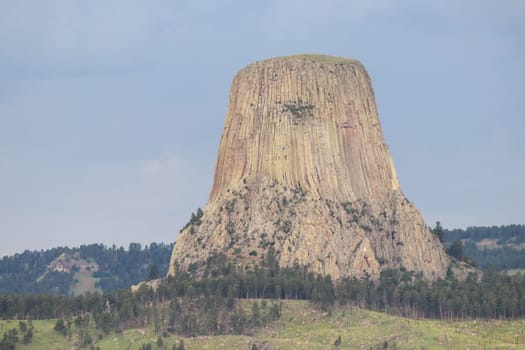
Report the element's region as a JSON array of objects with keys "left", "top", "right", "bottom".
[{"left": 433, "top": 221, "right": 444, "bottom": 243}]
